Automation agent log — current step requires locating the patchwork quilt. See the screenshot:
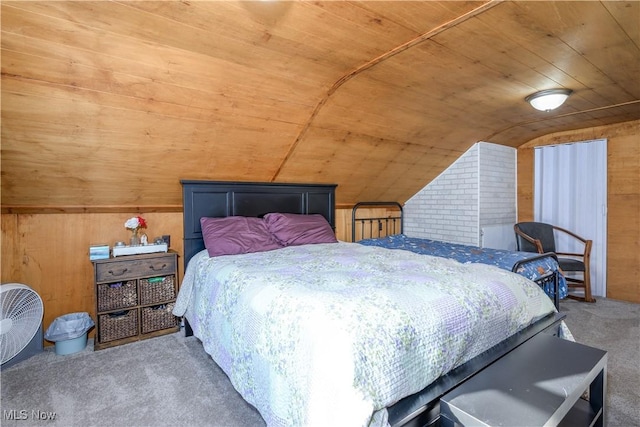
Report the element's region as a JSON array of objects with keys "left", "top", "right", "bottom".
[{"left": 174, "top": 242, "right": 557, "bottom": 427}]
